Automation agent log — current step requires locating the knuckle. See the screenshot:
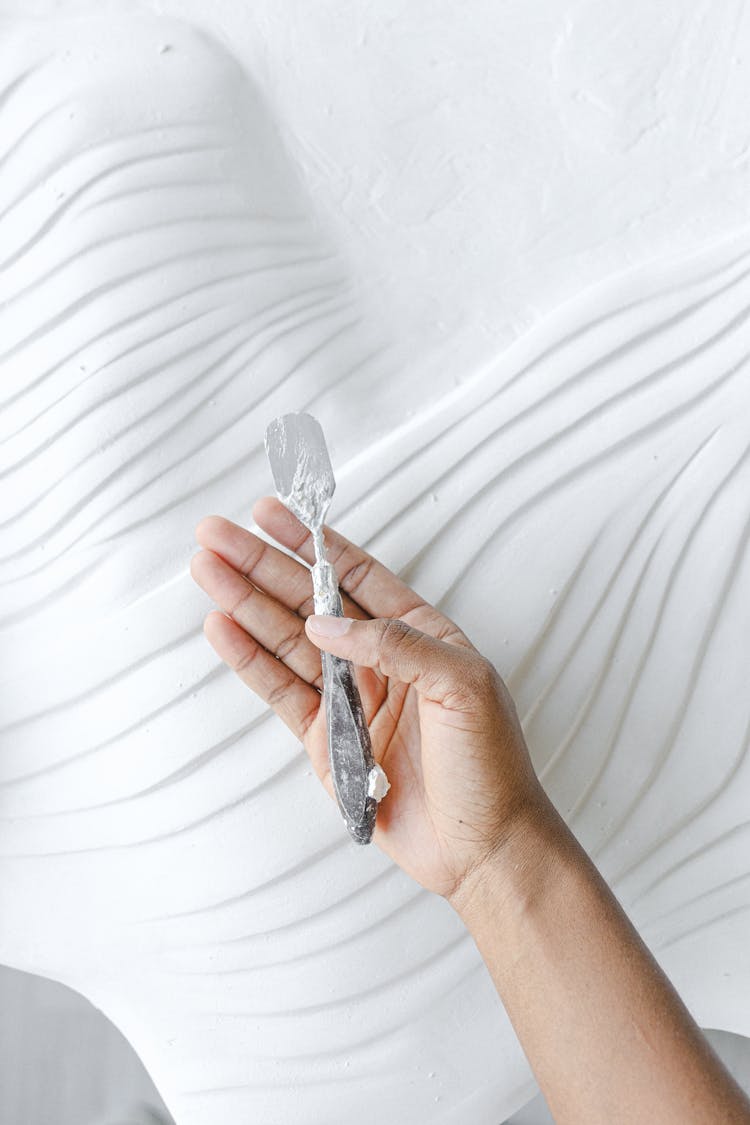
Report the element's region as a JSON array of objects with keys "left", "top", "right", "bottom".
[
  {"left": 299, "top": 700, "right": 320, "bottom": 738},
  {"left": 436, "top": 622, "right": 473, "bottom": 650},
  {"left": 233, "top": 643, "right": 260, "bottom": 675},
  {"left": 467, "top": 655, "right": 499, "bottom": 694},
  {"left": 338, "top": 551, "right": 376, "bottom": 598},
  {"left": 380, "top": 617, "right": 415, "bottom": 651},
  {"left": 290, "top": 524, "right": 313, "bottom": 555},
  {"left": 267, "top": 673, "right": 297, "bottom": 709},
  {"left": 238, "top": 537, "right": 266, "bottom": 578},
  {"left": 443, "top": 654, "right": 498, "bottom": 708},
  {"left": 273, "top": 627, "right": 304, "bottom": 663},
  {"left": 229, "top": 581, "right": 255, "bottom": 616},
  {"left": 378, "top": 618, "right": 423, "bottom": 676},
  {"left": 295, "top": 592, "right": 316, "bottom": 617}
]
